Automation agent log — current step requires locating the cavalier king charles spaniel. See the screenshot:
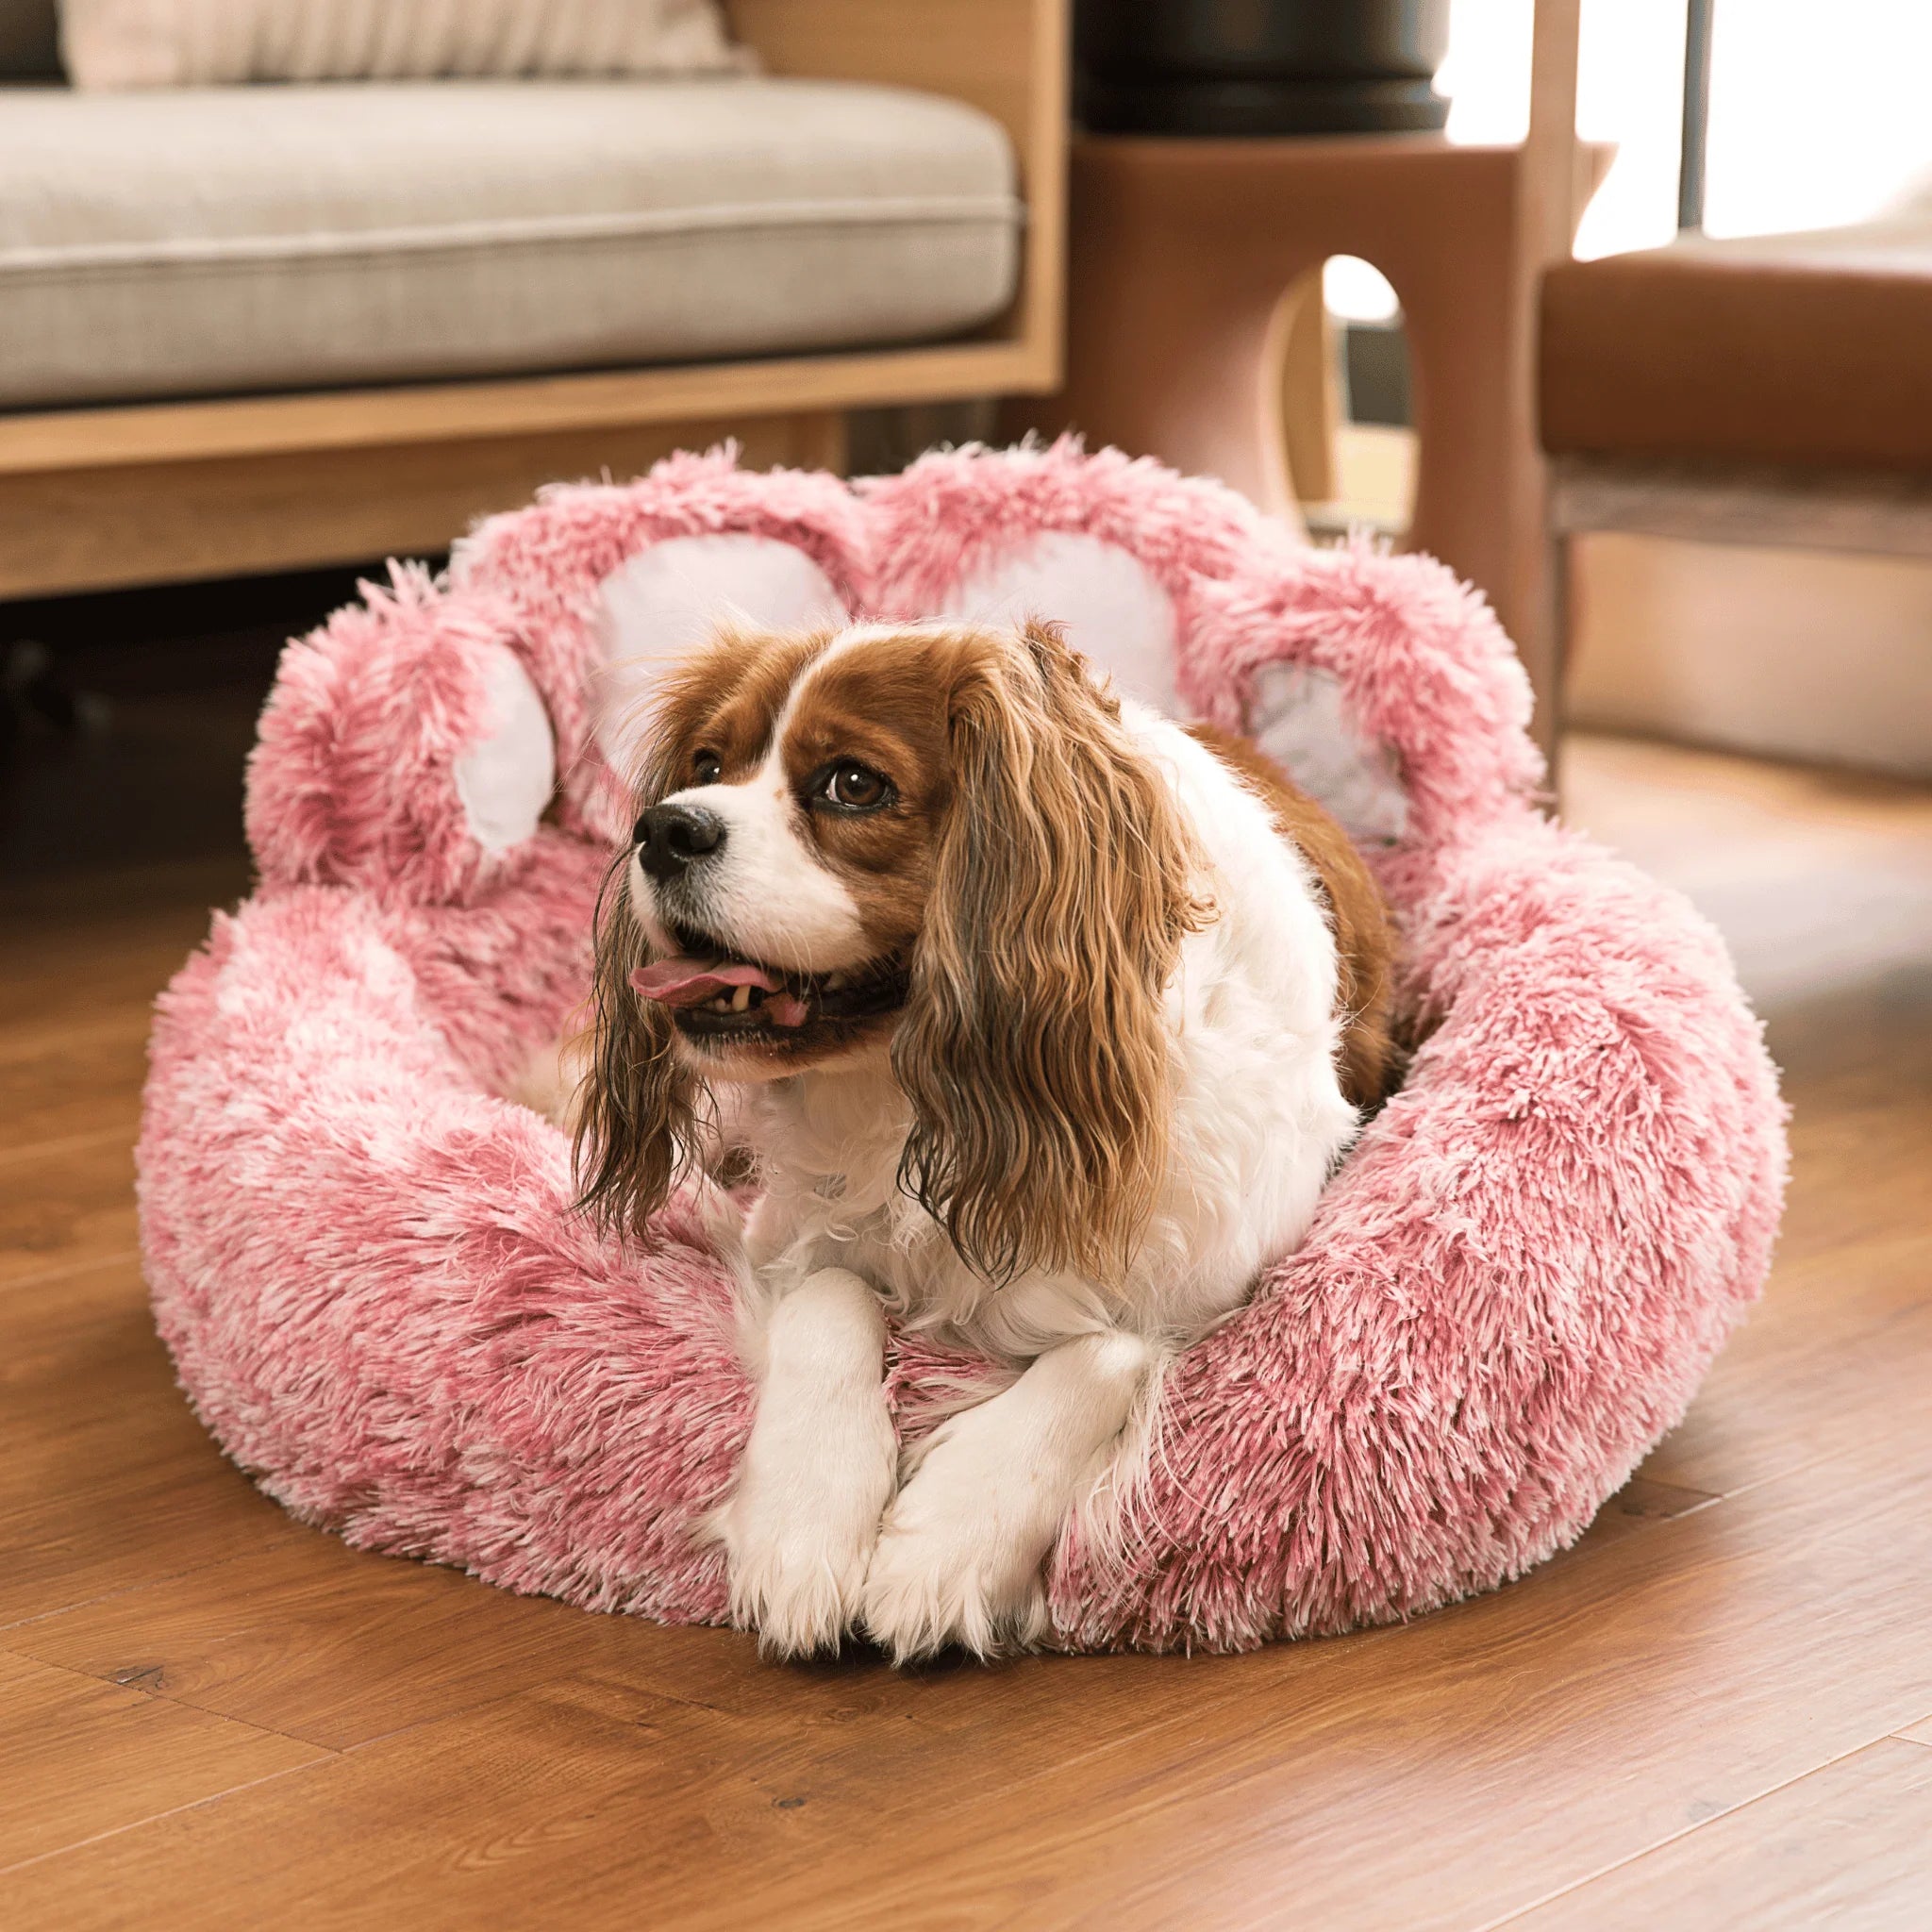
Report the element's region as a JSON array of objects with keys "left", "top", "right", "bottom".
[{"left": 576, "top": 617, "right": 1393, "bottom": 1661}]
